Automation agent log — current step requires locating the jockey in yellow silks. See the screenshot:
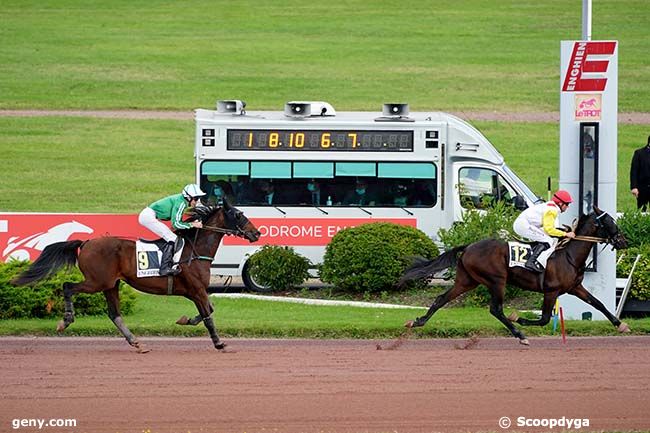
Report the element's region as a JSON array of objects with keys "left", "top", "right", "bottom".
[{"left": 513, "top": 189, "right": 576, "bottom": 272}]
